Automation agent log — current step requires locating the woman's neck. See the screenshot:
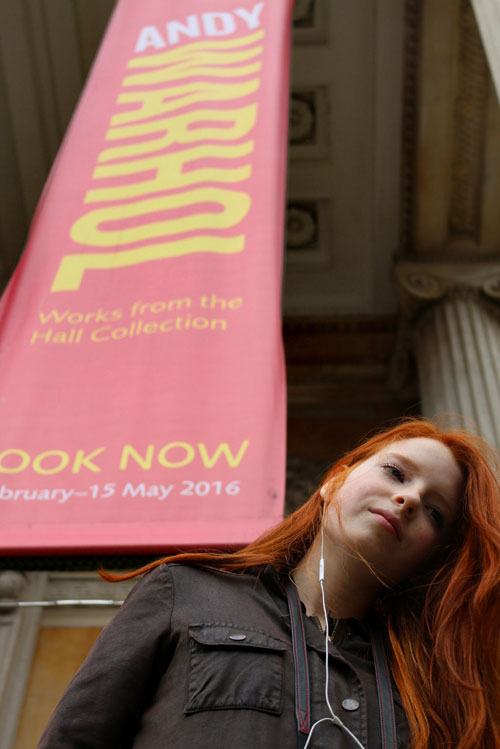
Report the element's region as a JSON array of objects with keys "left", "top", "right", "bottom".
[{"left": 292, "top": 536, "right": 385, "bottom": 623}]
